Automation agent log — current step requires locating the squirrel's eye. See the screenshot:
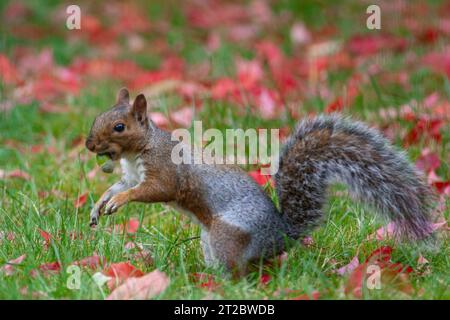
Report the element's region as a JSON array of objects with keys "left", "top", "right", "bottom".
[{"left": 113, "top": 123, "right": 125, "bottom": 132}]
